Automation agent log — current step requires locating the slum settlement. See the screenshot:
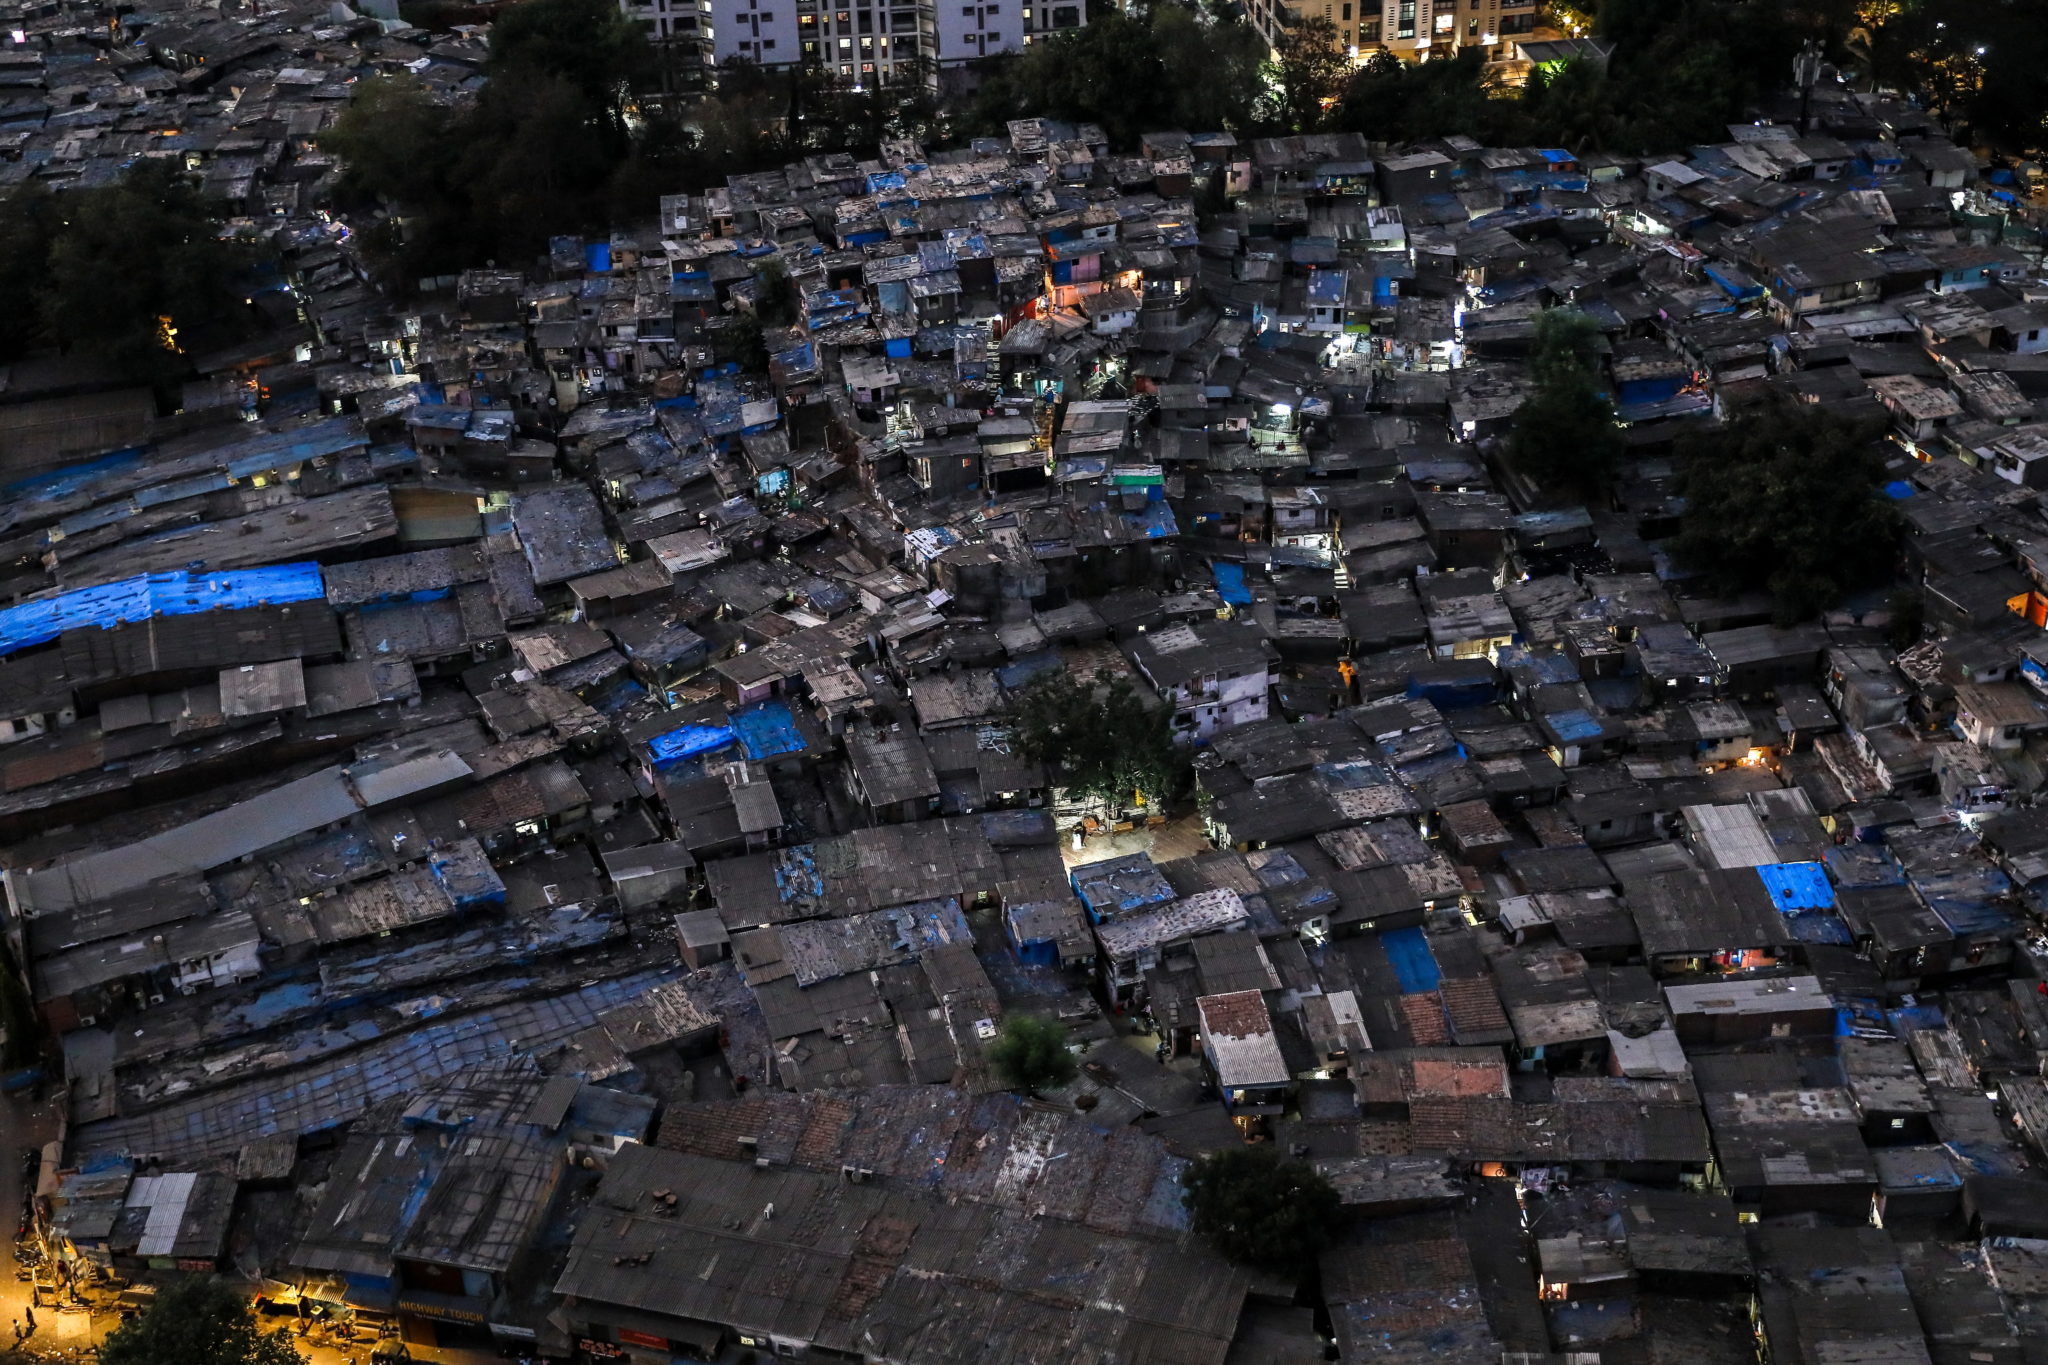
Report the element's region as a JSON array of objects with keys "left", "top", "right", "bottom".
[{"left": 8, "top": 37, "right": 2048, "bottom": 1363}]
